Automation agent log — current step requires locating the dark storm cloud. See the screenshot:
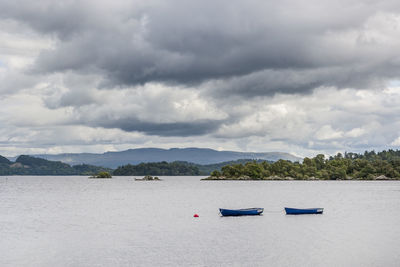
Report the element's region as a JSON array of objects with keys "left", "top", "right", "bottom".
[
  {"left": 2, "top": 0, "right": 400, "bottom": 97},
  {"left": 206, "top": 66, "right": 389, "bottom": 98},
  {"left": 92, "top": 118, "right": 224, "bottom": 137},
  {"left": 0, "top": 1, "right": 88, "bottom": 39}
]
